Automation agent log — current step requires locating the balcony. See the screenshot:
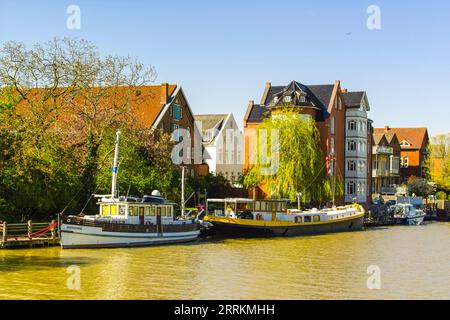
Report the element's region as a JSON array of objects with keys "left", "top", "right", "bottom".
[
  {"left": 345, "top": 170, "right": 367, "bottom": 178},
  {"left": 380, "top": 186, "right": 397, "bottom": 195},
  {"left": 346, "top": 109, "right": 367, "bottom": 118},
  {"left": 372, "top": 145, "right": 393, "bottom": 155},
  {"left": 346, "top": 129, "right": 367, "bottom": 138},
  {"left": 372, "top": 168, "right": 400, "bottom": 177}
]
